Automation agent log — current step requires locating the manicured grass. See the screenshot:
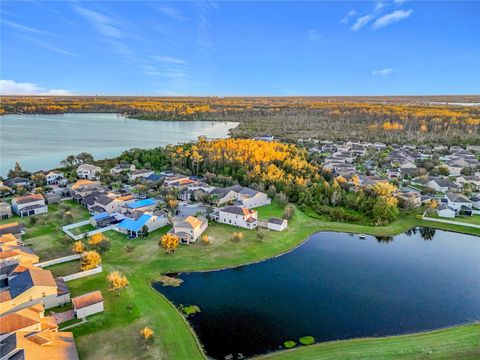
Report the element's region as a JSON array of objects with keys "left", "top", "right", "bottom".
[
  {"left": 256, "top": 323, "right": 480, "bottom": 360},
  {"left": 69, "top": 223, "right": 95, "bottom": 235},
  {"left": 22, "top": 203, "right": 480, "bottom": 360},
  {"left": 3, "top": 201, "right": 91, "bottom": 260},
  {"left": 45, "top": 259, "right": 81, "bottom": 278},
  {"left": 429, "top": 214, "right": 480, "bottom": 226},
  {"left": 257, "top": 202, "right": 285, "bottom": 220}
]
